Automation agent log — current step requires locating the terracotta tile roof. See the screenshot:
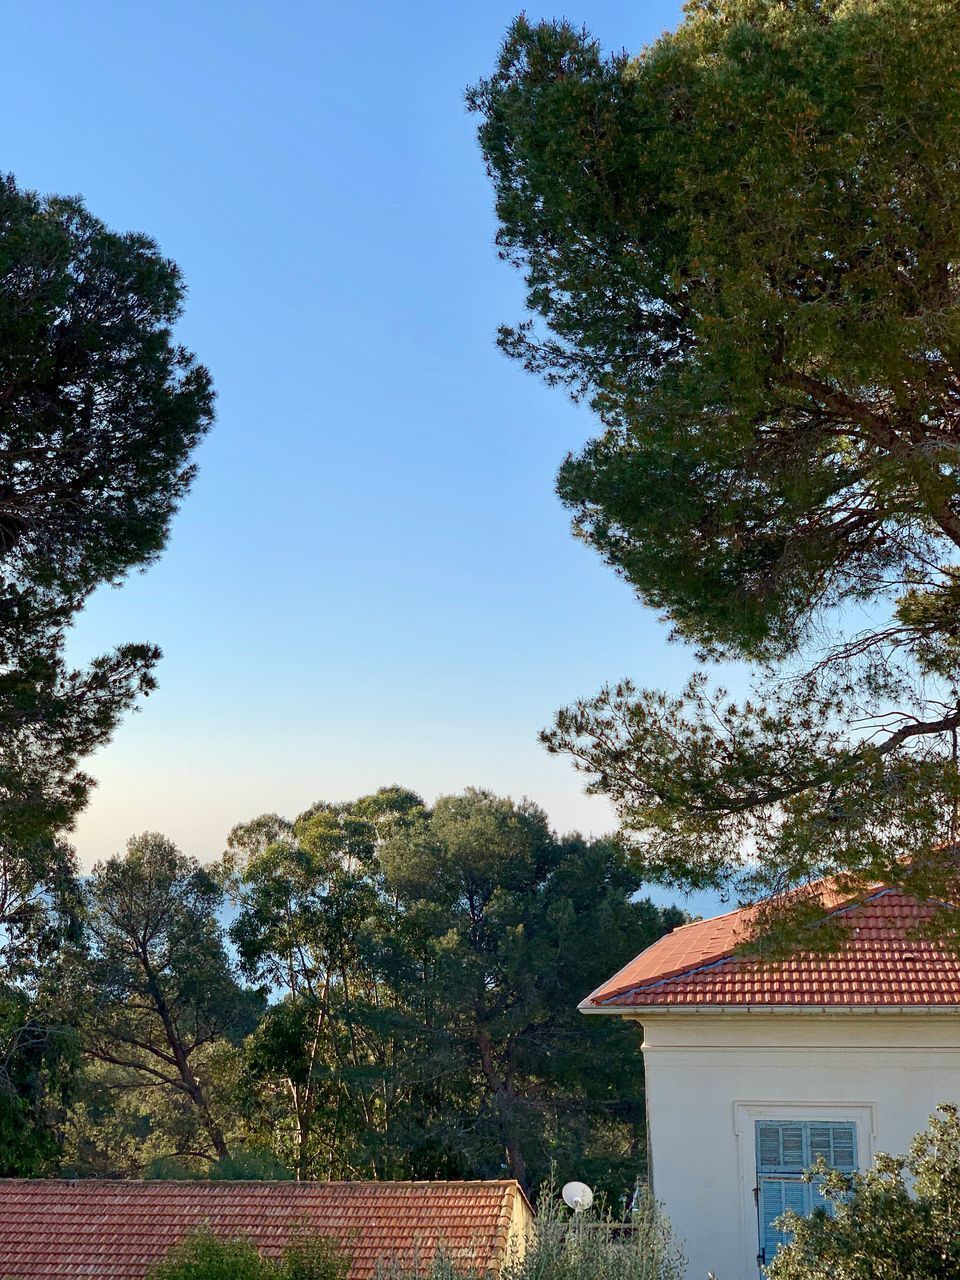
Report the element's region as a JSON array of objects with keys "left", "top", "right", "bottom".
[
  {"left": 0, "top": 1179, "right": 531, "bottom": 1280},
  {"left": 582, "top": 889, "right": 960, "bottom": 1010}
]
